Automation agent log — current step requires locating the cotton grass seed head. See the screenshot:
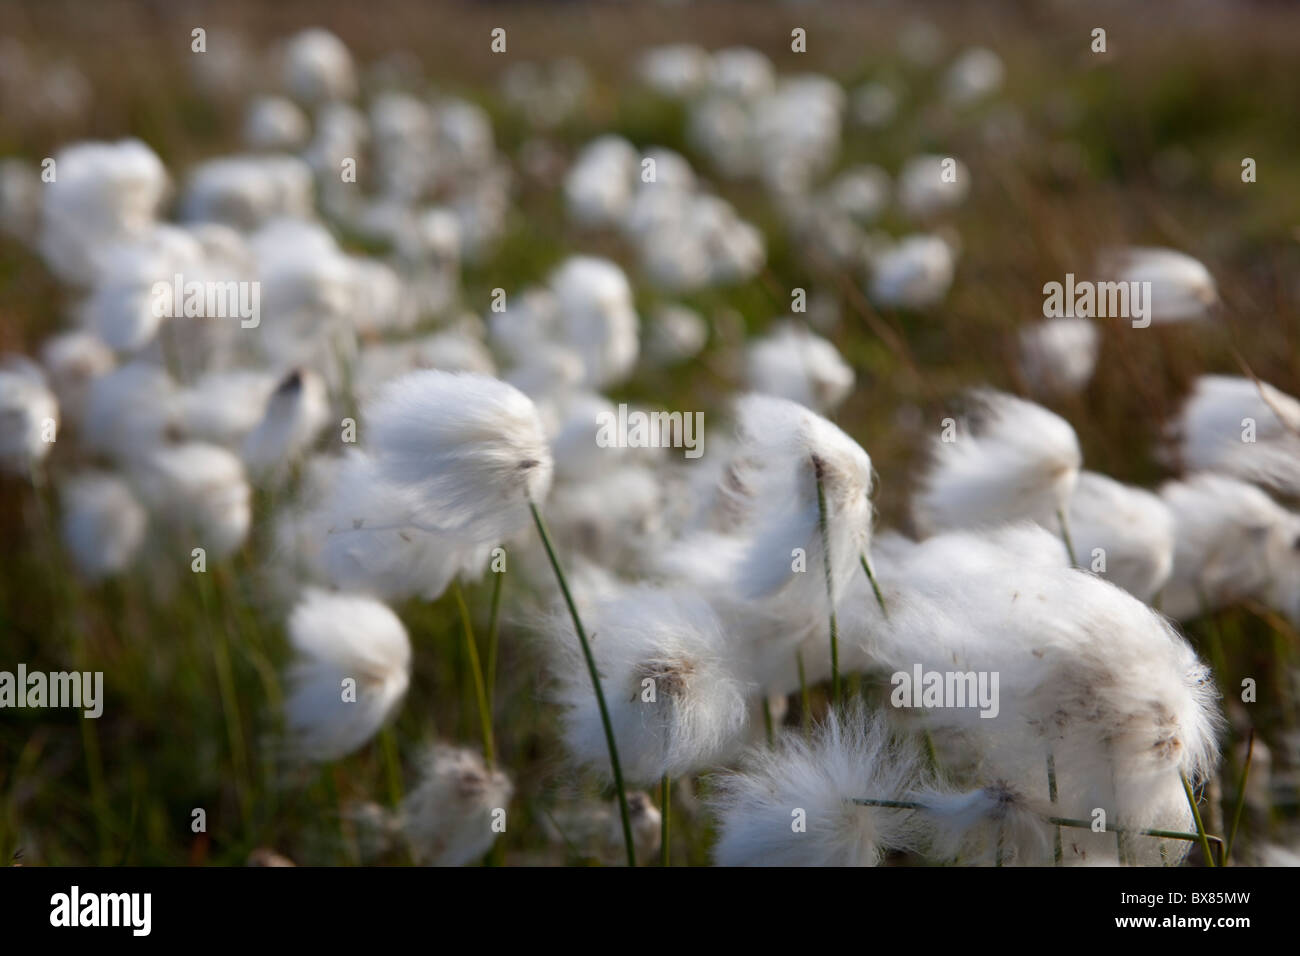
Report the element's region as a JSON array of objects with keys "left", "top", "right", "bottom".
[
  {"left": 285, "top": 588, "right": 411, "bottom": 762},
  {"left": 913, "top": 389, "right": 1081, "bottom": 535},
  {"left": 364, "top": 370, "right": 553, "bottom": 543},
  {"left": 710, "top": 706, "right": 923, "bottom": 866}
]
